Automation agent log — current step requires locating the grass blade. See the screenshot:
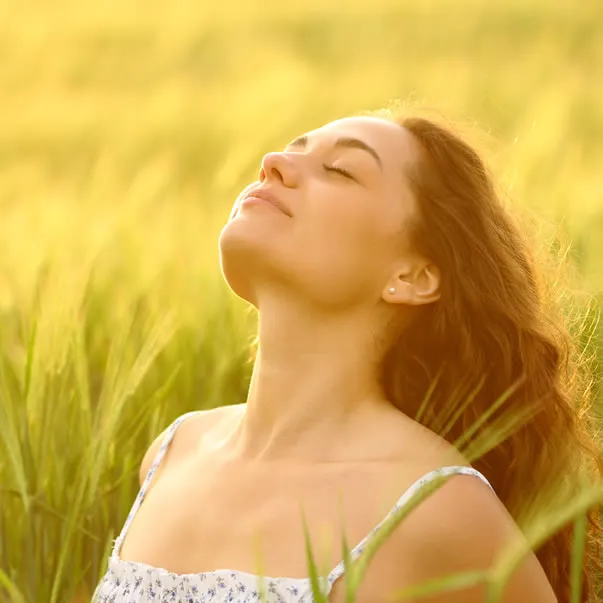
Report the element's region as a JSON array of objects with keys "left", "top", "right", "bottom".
[
  {"left": 300, "top": 505, "right": 329, "bottom": 603},
  {"left": 341, "top": 529, "right": 356, "bottom": 603},
  {"left": 570, "top": 512, "right": 587, "bottom": 603},
  {"left": 487, "top": 479, "right": 603, "bottom": 603},
  {"left": 0, "top": 567, "right": 26, "bottom": 603},
  {"left": 391, "top": 569, "right": 488, "bottom": 601},
  {"left": 348, "top": 469, "right": 463, "bottom": 592}
]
